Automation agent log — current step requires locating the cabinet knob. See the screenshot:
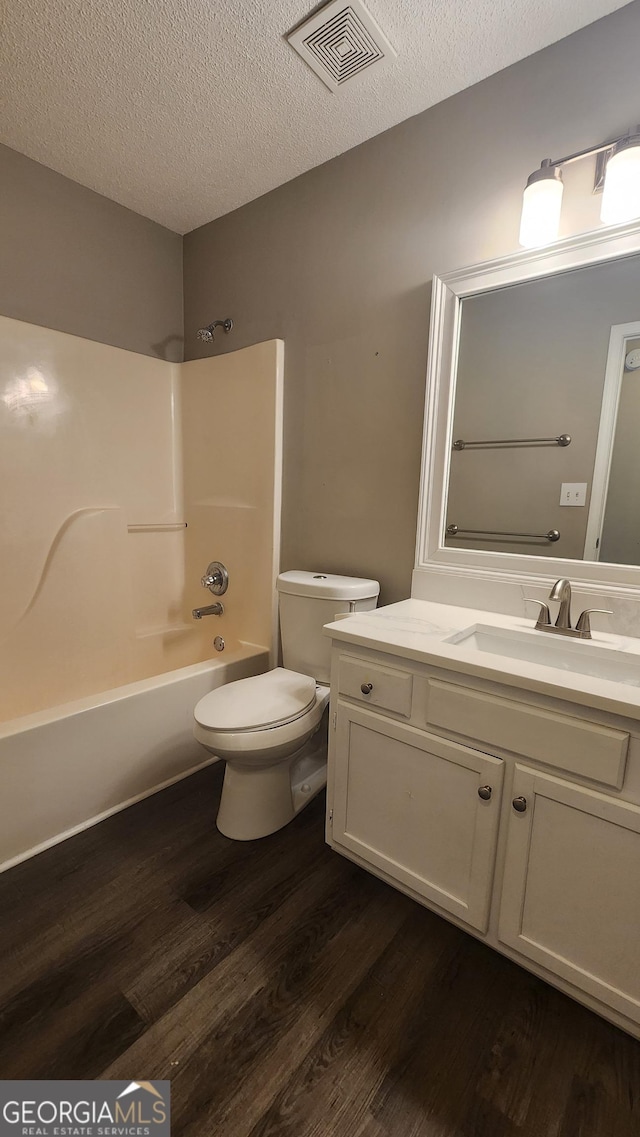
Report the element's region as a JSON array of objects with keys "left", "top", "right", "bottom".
[
  {"left": 478, "top": 785, "right": 492, "bottom": 801},
  {"left": 360, "top": 682, "right": 373, "bottom": 695},
  {"left": 512, "top": 796, "right": 527, "bottom": 813}
]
